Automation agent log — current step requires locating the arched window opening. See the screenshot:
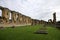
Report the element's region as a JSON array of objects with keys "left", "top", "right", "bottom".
[{"left": 0, "top": 10, "right": 2, "bottom": 16}]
